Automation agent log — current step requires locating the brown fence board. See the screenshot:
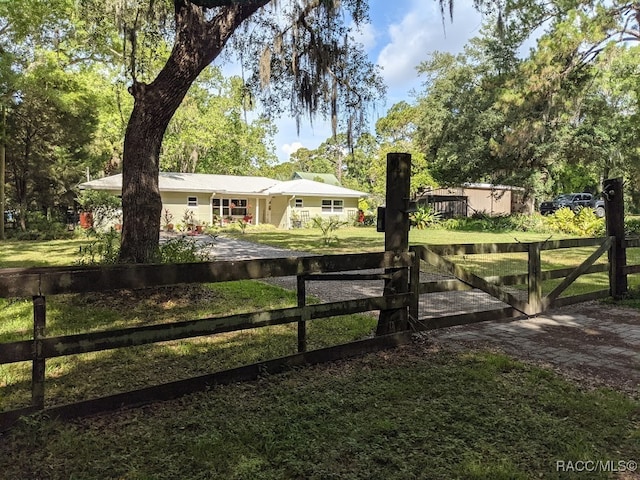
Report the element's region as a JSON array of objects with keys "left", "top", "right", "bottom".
[
  {"left": 539, "top": 237, "right": 613, "bottom": 251},
  {"left": 0, "top": 332, "right": 413, "bottom": 432},
  {"left": 544, "top": 237, "right": 612, "bottom": 305},
  {"left": 422, "top": 243, "right": 529, "bottom": 256},
  {"left": 30, "top": 294, "right": 411, "bottom": 360},
  {"left": 625, "top": 237, "right": 640, "bottom": 248},
  {"left": 549, "top": 289, "right": 610, "bottom": 307},
  {"left": 624, "top": 265, "right": 640, "bottom": 275},
  {"left": 0, "top": 252, "right": 414, "bottom": 298},
  {"left": 0, "top": 340, "right": 32, "bottom": 365}
]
